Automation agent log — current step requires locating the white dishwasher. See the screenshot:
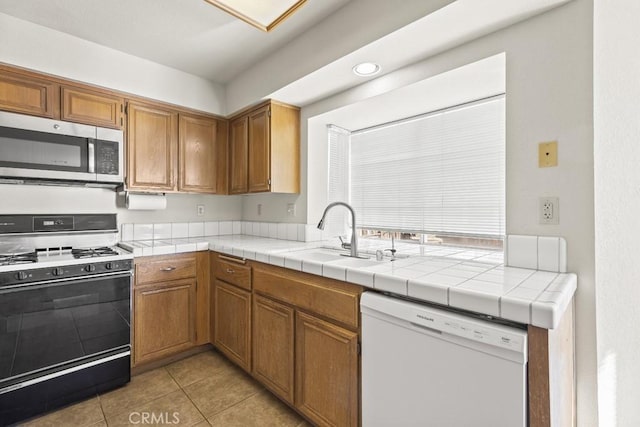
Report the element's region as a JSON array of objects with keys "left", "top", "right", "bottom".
[{"left": 361, "top": 291, "right": 528, "bottom": 427}]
